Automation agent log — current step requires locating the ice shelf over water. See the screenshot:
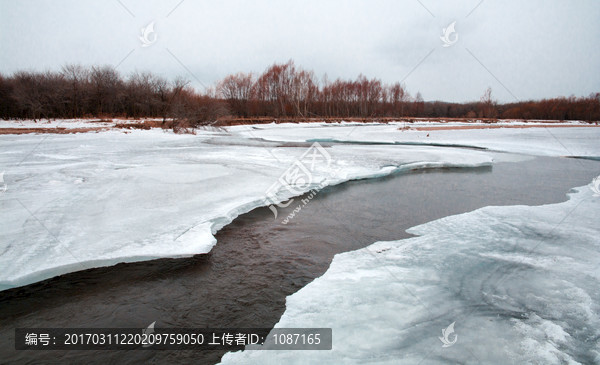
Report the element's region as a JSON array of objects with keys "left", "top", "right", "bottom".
[
  {"left": 0, "top": 121, "right": 599, "bottom": 291},
  {"left": 220, "top": 183, "right": 600, "bottom": 365},
  {"left": 0, "top": 126, "right": 493, "bottom": 289}
]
